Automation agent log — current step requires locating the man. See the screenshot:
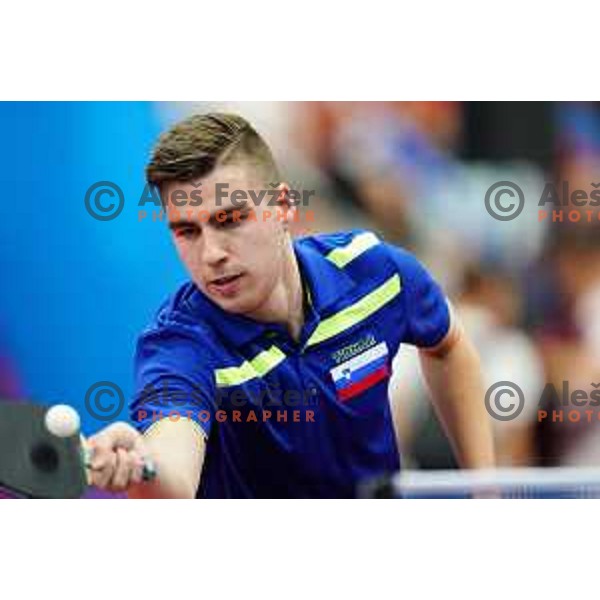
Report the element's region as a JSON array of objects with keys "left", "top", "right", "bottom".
[{"left": 88, "top": 113, "right": 495, "bottom": 498}]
